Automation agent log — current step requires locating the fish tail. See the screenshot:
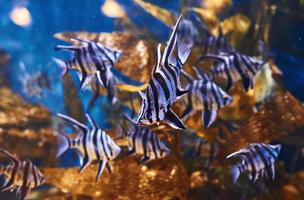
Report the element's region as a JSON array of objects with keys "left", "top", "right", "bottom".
[
  {"left": 230, "top": 165, "right": 240, "bottom": 183},
  {"left": 57, "top": 133, "right": 71, "bottom": 158},
  {"left": 176, "top": 20, "right": 193, "bottom": 65},
  {"left": 53, "top": 57, "right": 68, "bottom": 77}
]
